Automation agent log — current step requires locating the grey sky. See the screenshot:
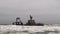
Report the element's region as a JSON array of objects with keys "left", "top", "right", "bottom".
[{"left": 0, "top": 0, "right": 60, "bottom": 24}]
